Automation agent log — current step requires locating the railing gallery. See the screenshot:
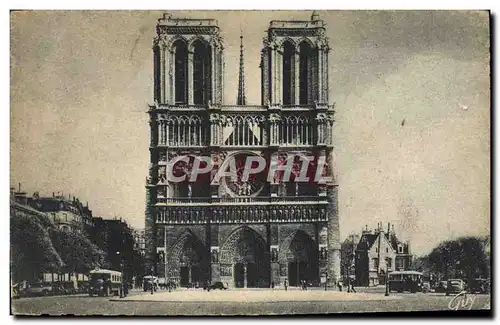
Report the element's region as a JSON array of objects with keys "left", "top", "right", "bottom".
[
  {"left": 156, "top": 196, "right": 326, "bottom": 204},
  {"left": 154, "top": 196, "right": 329, "bottom": 224}
]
